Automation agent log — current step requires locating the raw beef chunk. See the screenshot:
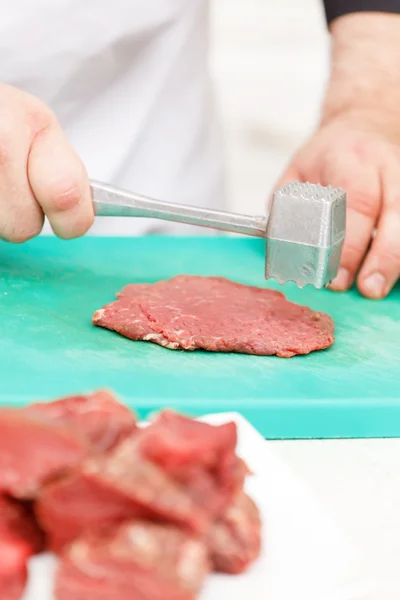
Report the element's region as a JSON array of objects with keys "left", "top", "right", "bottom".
[
  {"left": 0, "top": 496, "right": 45, "bottom": 599},
  {"left": 25, "top": 389, "right": 137, "bottom": 452},
  {"left": 93, "top": 275, "right": 334, "bottom": 357},
  {"left": 133, "top": 411, "right": 247, "bottom": 516},
  {"left": 135, "top": 411, "right": 237, "bottom": 476},
  {"left": 55, "top": 521, "right": 210, "bottom": 600},
  {"left": 208, "top": 491, "right": 262, "bottom": 574},
  {"left": 36, "top": 414, "right": 247, "bottom": 552},
  {"left": 0, "top": 409, "right": 89, "bottom": 499},
  {"left": 36, "top": 447, "right": 207, "bottom": 552},
  {"left": 36, "top": 466, "right": 140, "bottom": 553},
  {"left": 0, "top": 389, "right": 262, "bottom": 597}
]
